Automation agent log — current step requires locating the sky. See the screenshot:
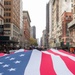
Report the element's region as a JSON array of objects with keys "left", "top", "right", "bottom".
[{"left": 22, "top": 0, "right": 49, "bottom": 40}]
